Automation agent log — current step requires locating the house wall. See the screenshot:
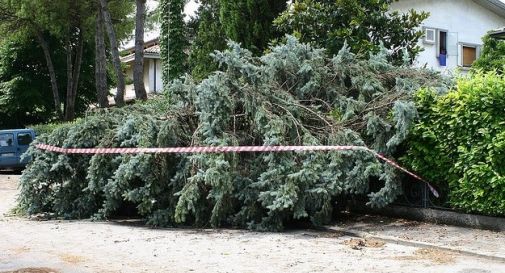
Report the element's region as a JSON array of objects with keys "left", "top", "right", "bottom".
[
  {"left": 119, "top": 60, "right": 153, "bottom": 101},
  {"left": 390, "top": 0, "right": 505, "bottom": 72},
  {"left": 147, "top": 59, "right": 163, "bottom": 93}
]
